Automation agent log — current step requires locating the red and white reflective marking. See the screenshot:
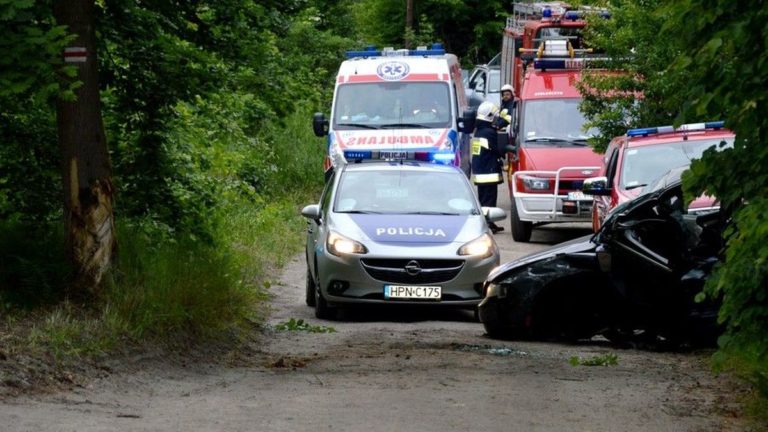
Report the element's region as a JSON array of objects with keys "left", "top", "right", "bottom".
[{"left": 64, "top": 47, "right": 87, "bottom": 63}]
